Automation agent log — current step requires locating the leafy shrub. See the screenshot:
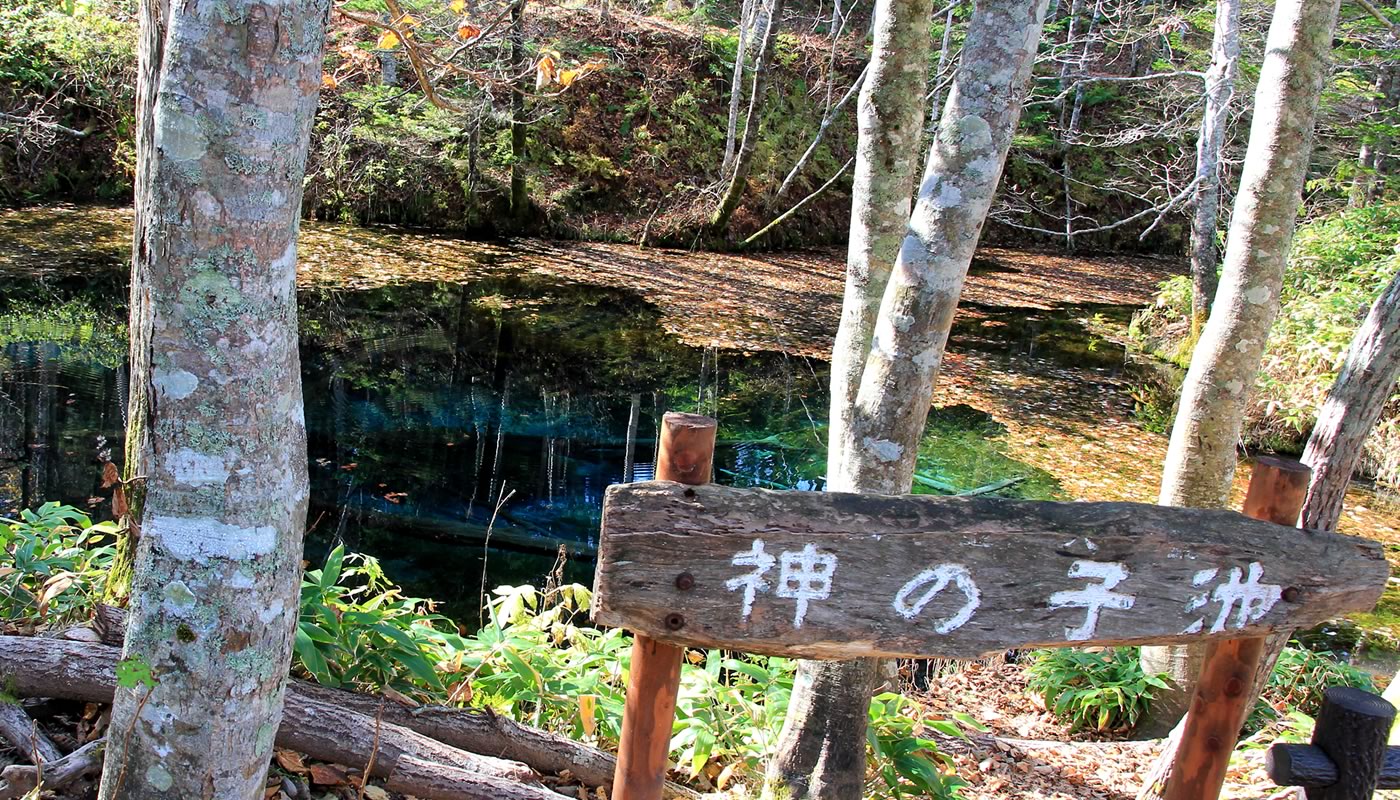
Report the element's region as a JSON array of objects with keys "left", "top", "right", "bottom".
[
  {"left": 1131, "top": 203, "right": 1400, "bottom": 486},
  {"left": 1247, "top": 646, "right": 1377, "bottom": 733},
  {"left": 1026, "top": 647, "right": 1169, "bottom": 732},
  {"left": 868, "top": 692, "right": 978, "bottom": 798},
  {"left": 294, "top": 544, "right": 467, "bottom": 695},
  {"left": 294, "top": 547, "right": 972, "bottom": 797},
  {"left": 0, "top": 502, "right": 118, "bottom": 626}
]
